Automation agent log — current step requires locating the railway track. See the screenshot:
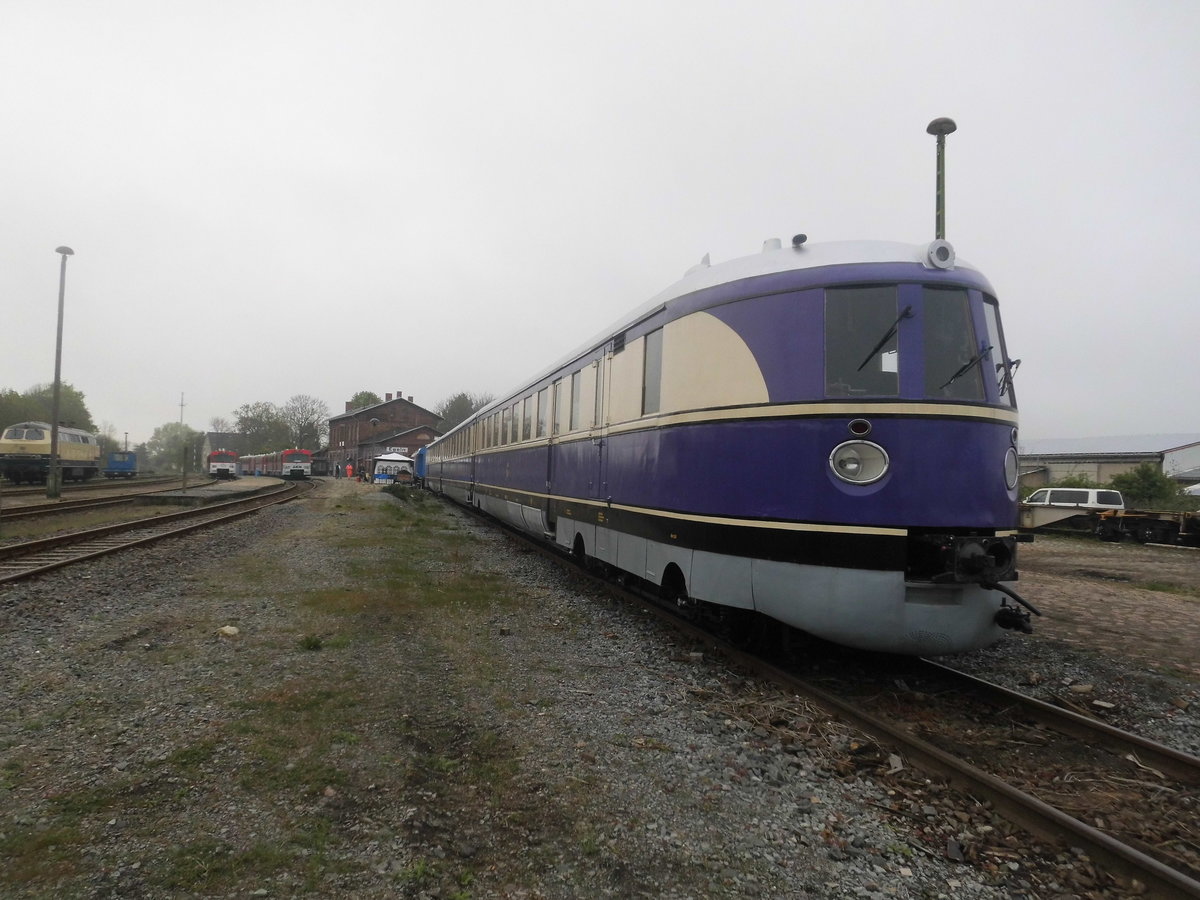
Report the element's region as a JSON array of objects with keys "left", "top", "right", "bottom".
[
  {"left": 0, "top": 479, "right": 221, "bottom": 522},
  {"left": 796, "top": 655, "right": 1200, "bottom": 898},
  {"left": 0, "top": 475, "right": 180, "bottom": 495},
  {"left": 0, "top": 481, "right": 312, "bottom": 584},
  {"left": 458, "top": 502, "right": 1200, "bottom": 898}
]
